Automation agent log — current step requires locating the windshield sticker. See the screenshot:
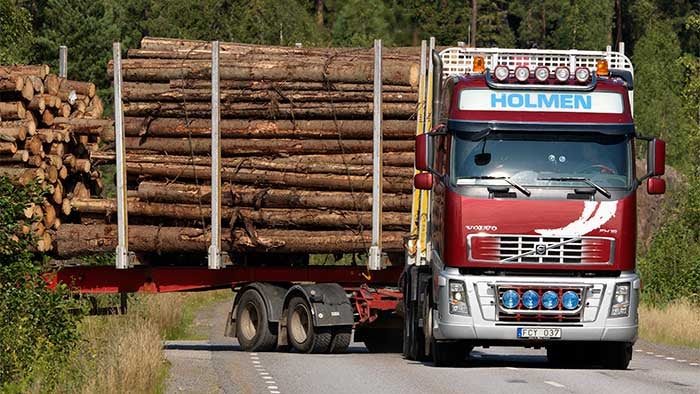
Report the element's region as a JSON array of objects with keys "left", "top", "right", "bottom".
[
  {"left": 535, "top": 201, "right": 617, "bottom": 237},
  {"left": 459, "top": 90, "right": 625, "bottom": 113}
]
